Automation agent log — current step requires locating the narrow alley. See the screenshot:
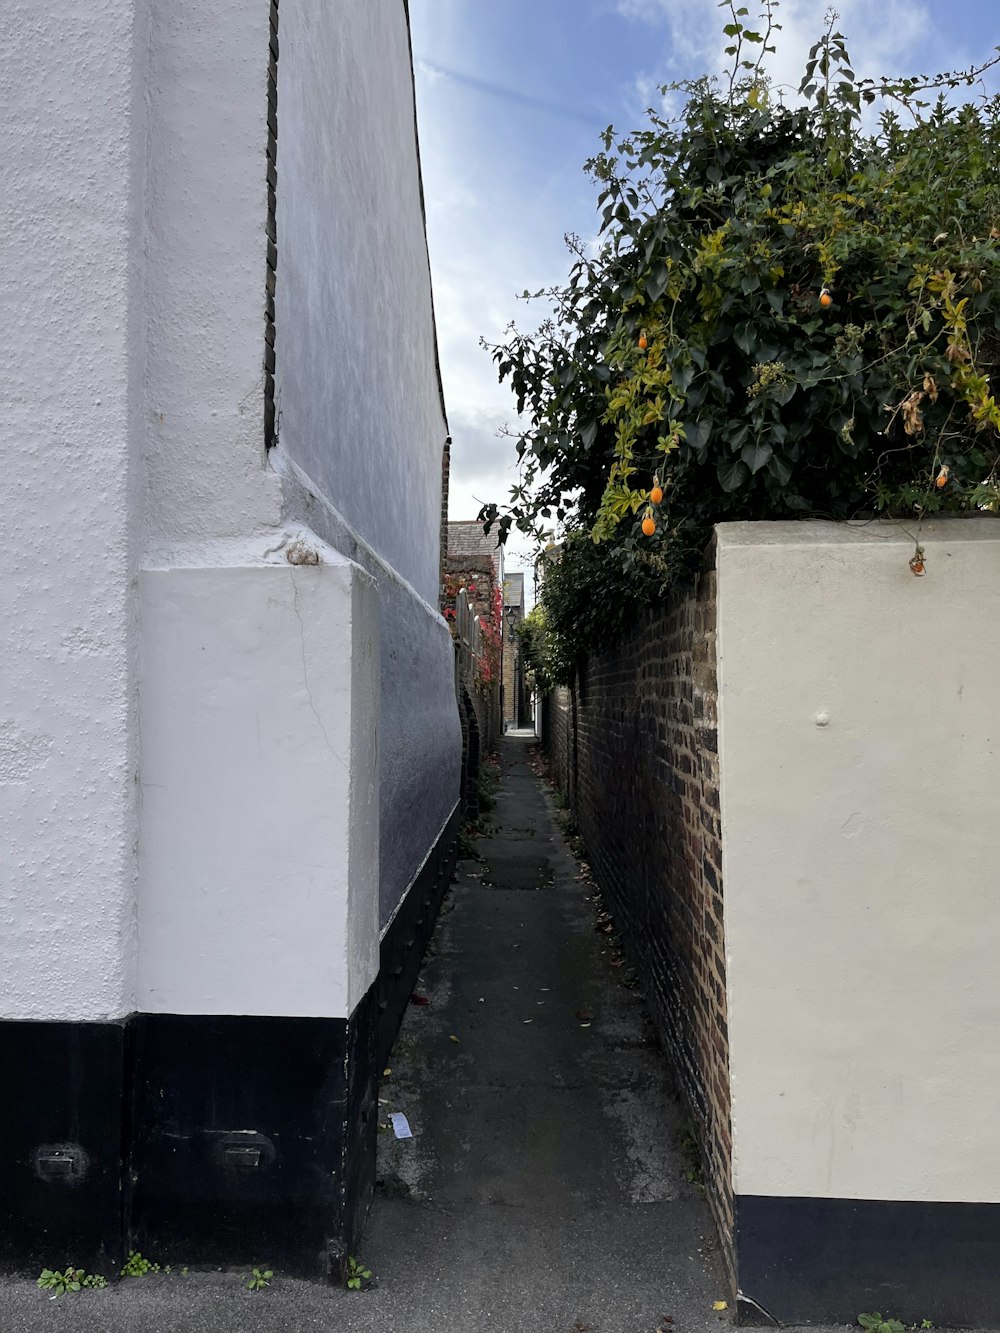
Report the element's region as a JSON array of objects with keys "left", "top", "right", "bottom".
[{"left": 356, "top": 731, "right": 729, "bottom": 1332}]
